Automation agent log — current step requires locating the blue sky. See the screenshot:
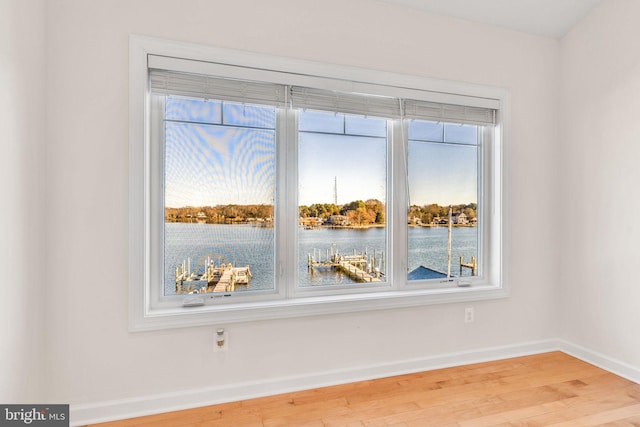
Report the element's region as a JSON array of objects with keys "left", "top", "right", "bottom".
[
  {"left": 297, "top": 114, "right": 478, "bottom": 207},
  {"left": 408, "top": 140, "right": 477, "bottom": 206},
  {"left": 297, "top": 111, "right": 387, "bottom": 206},
  {"left": 163, "top": 98, "right": 478, "bottom": 208},
  {"left": 164, "top": 121, "right": 276, "bottom": 207}
]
